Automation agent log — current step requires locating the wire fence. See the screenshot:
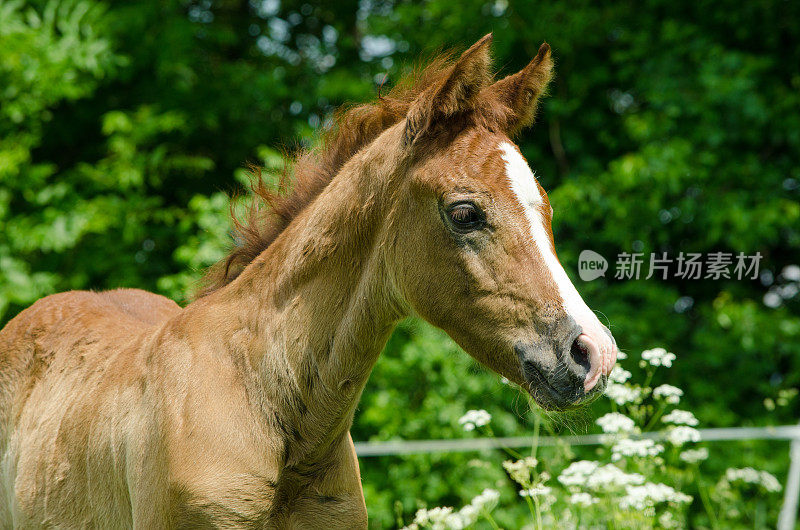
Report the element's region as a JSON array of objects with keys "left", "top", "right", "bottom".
[{"left": 354, "top": 424, "right": 800, "bottom": 530}]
